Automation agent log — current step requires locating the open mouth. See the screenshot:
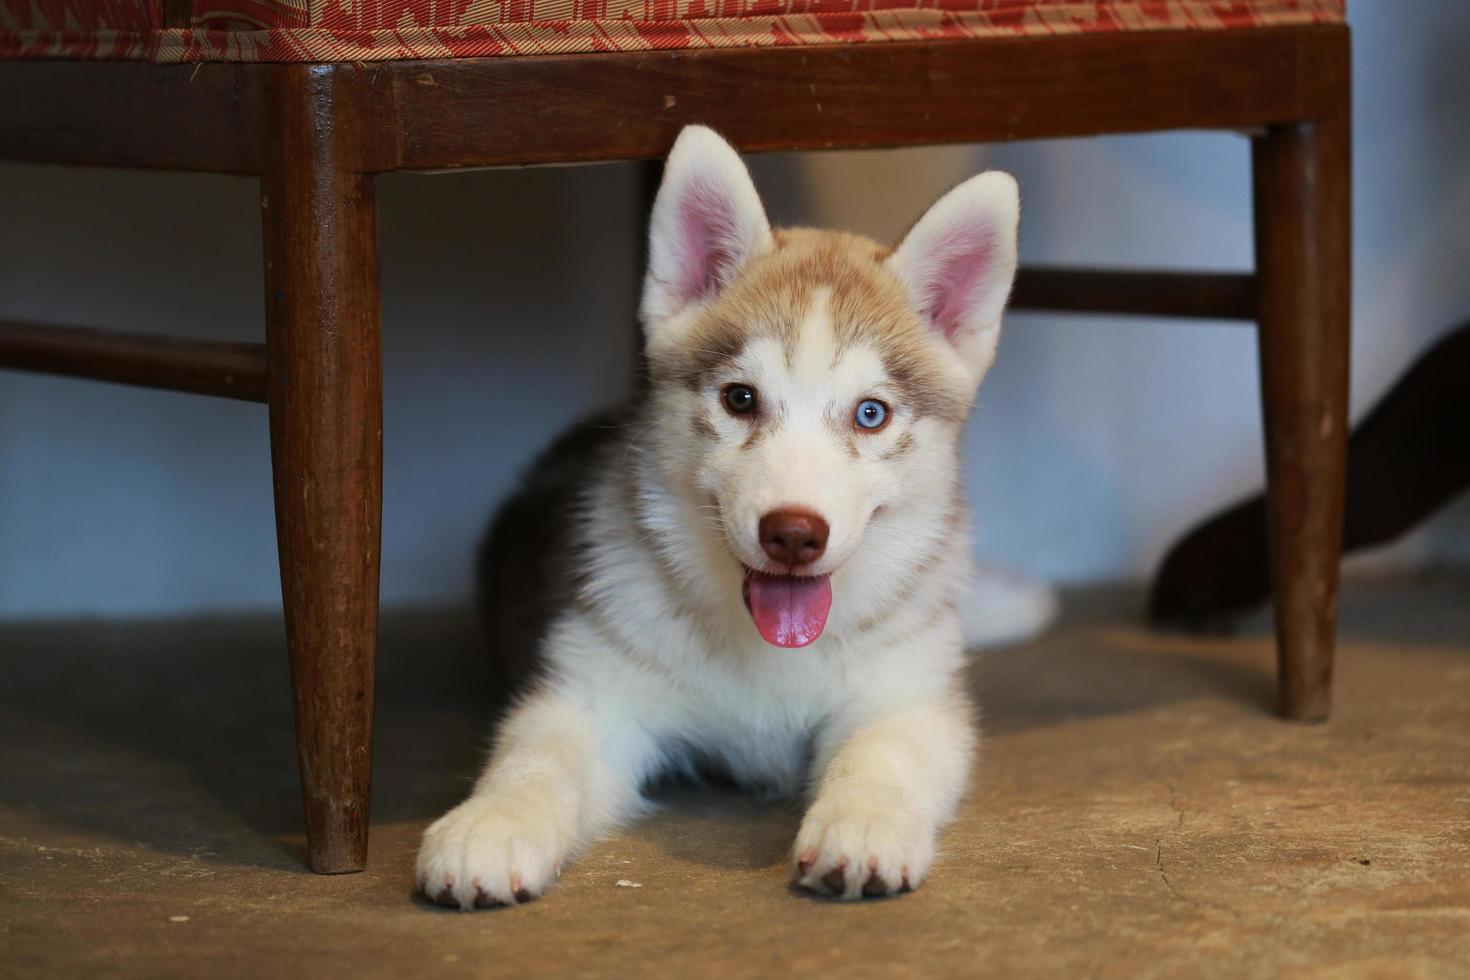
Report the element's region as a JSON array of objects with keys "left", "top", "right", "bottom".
[{"left": 741, "top": 568, "right": 834, "bottom": 648}]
